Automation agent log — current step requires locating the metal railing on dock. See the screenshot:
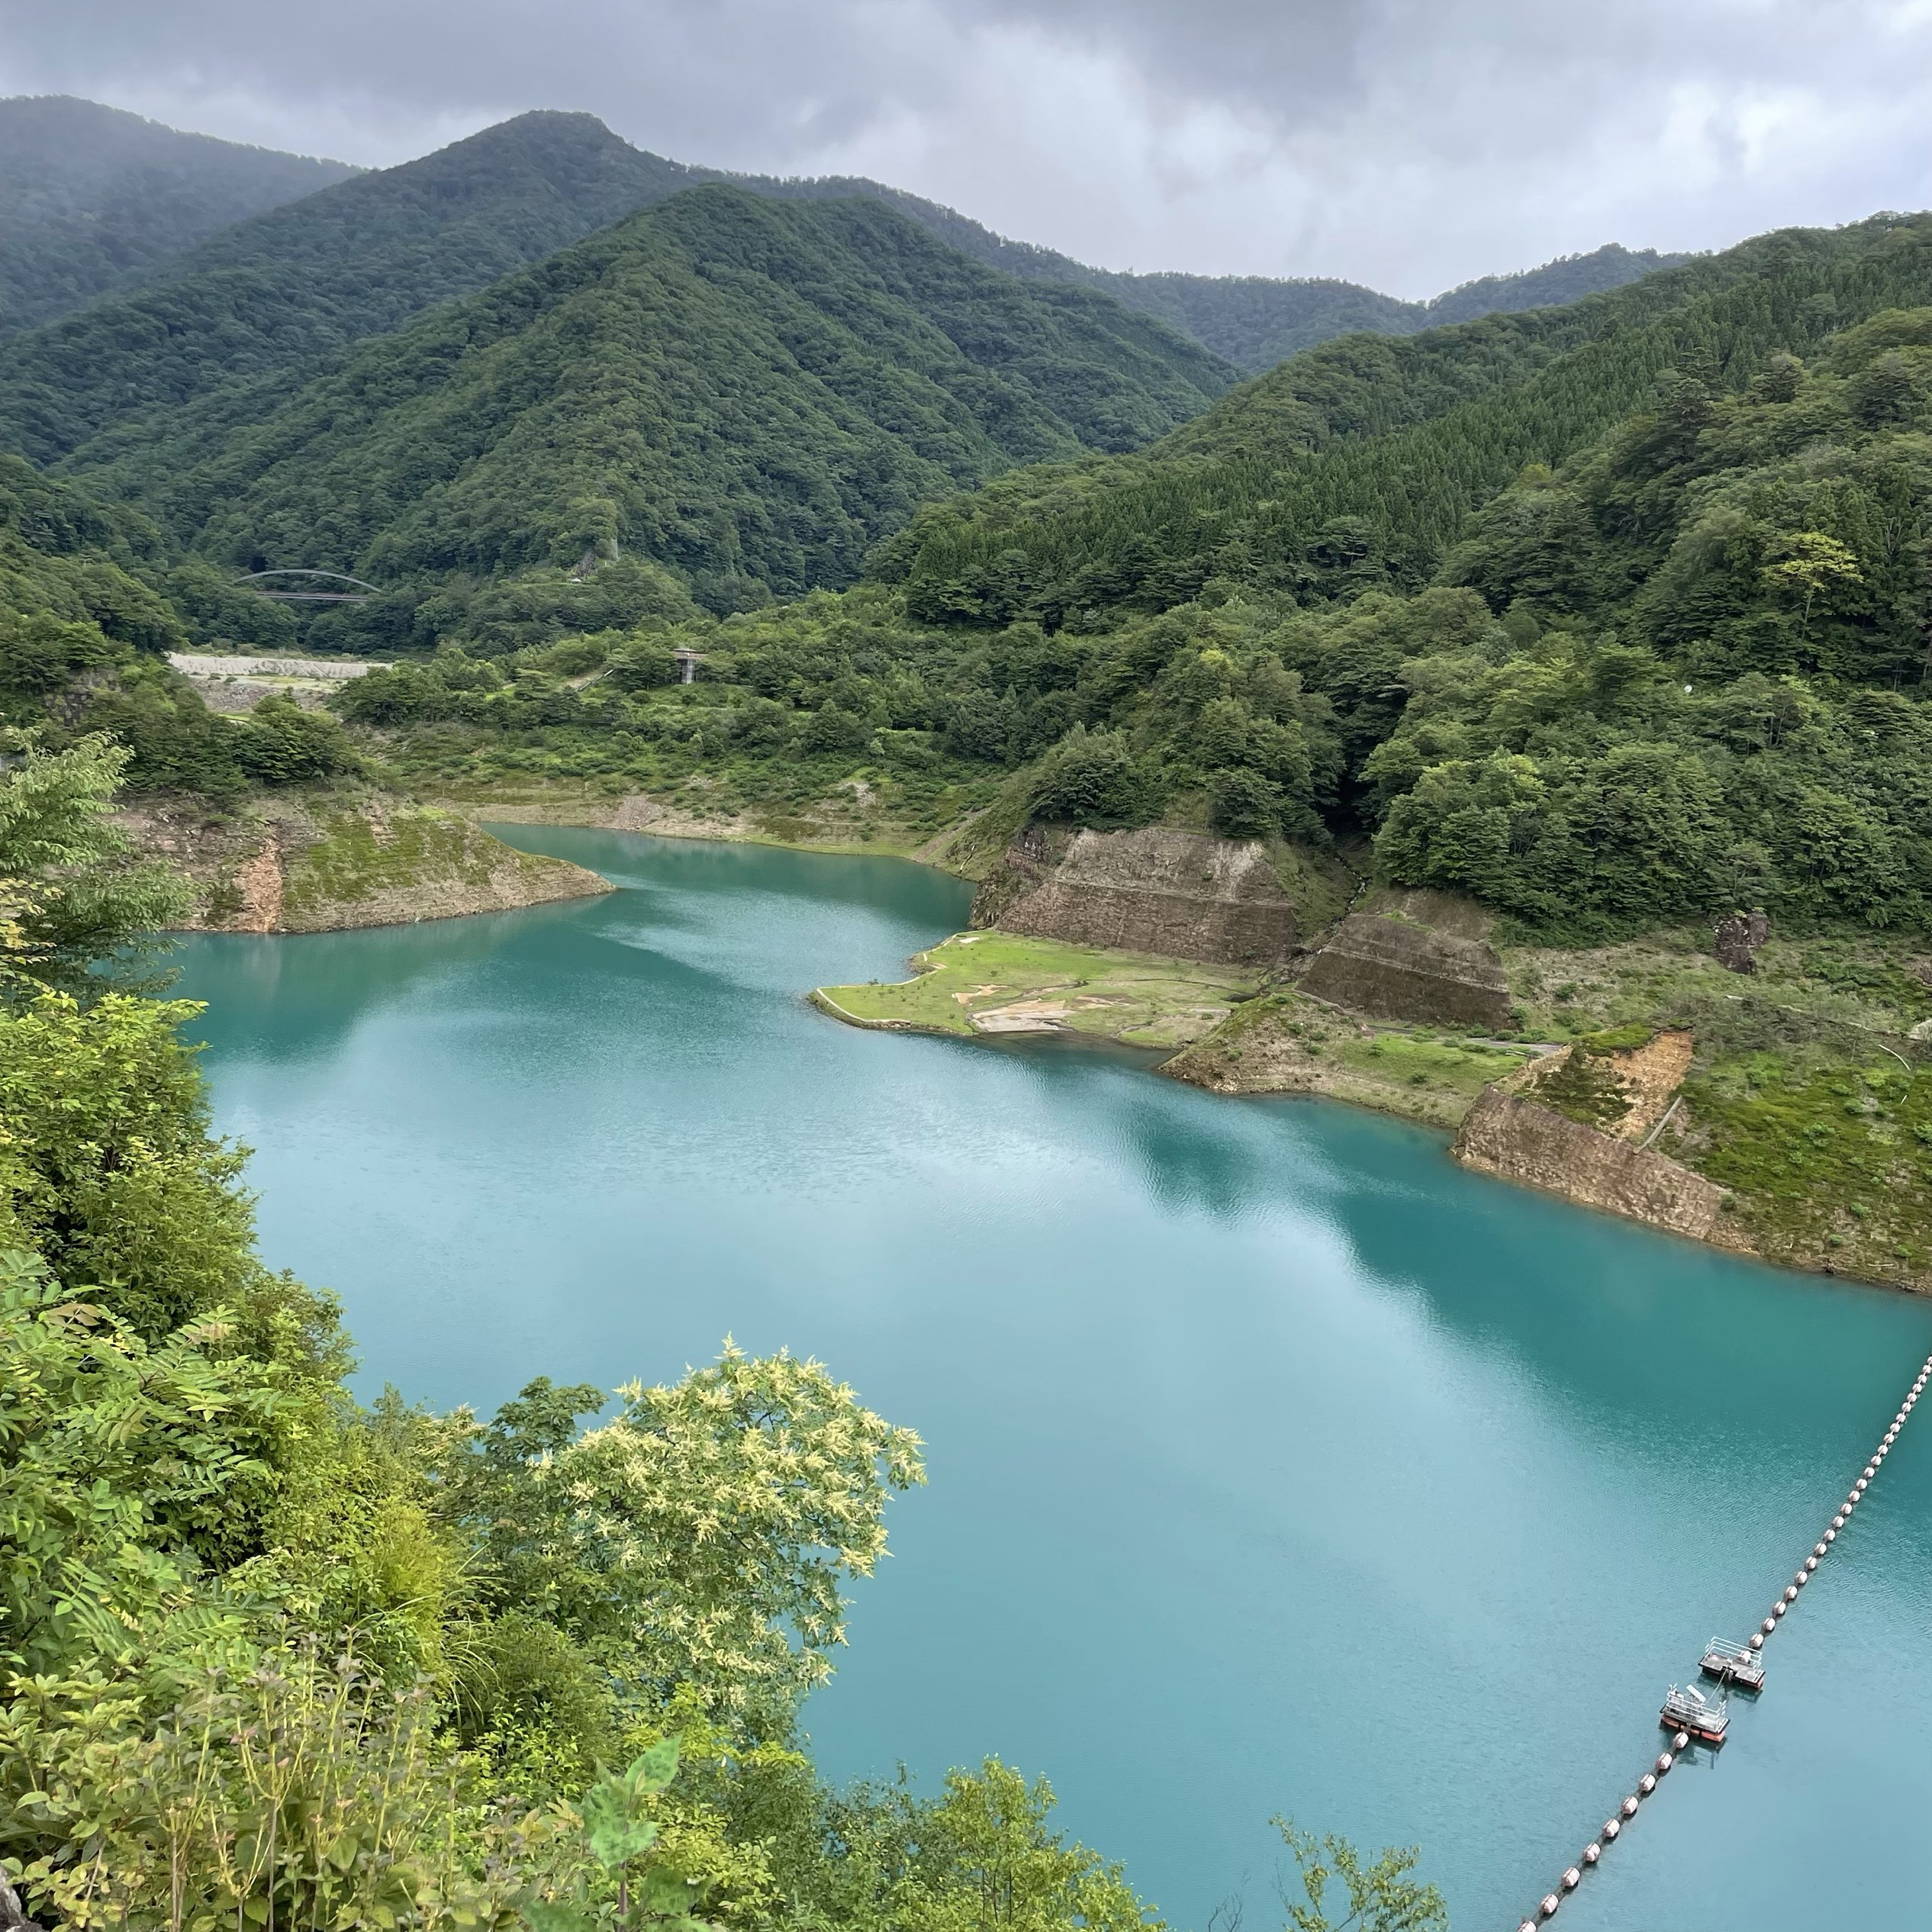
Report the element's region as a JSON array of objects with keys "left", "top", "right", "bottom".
[{"left": 1509, "top": 1347, "right": 1930, "bottom": 1927}]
